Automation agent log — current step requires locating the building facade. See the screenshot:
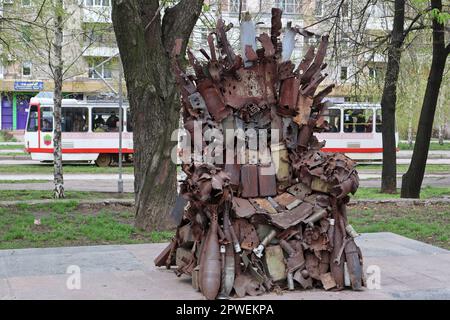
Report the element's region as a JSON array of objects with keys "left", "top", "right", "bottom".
[
  {"left": 190, "top": 0, "right": 392, "bottom": 102},
  {"left": 0, "top": 0, "right": 119, "bottom": 130},
  {"left": 0, "top": 0, "right": 391, "bottom": 130}
]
